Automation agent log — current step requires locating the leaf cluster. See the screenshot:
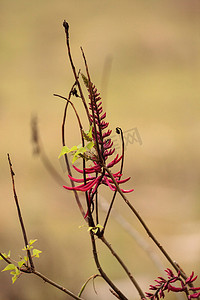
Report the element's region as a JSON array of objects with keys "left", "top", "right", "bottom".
[
  {"left": 0, "top": 239, "right": 42, "bottom": 284},
  {"left": 59, "top": 126, "right": 95, "bottom": 163}
]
